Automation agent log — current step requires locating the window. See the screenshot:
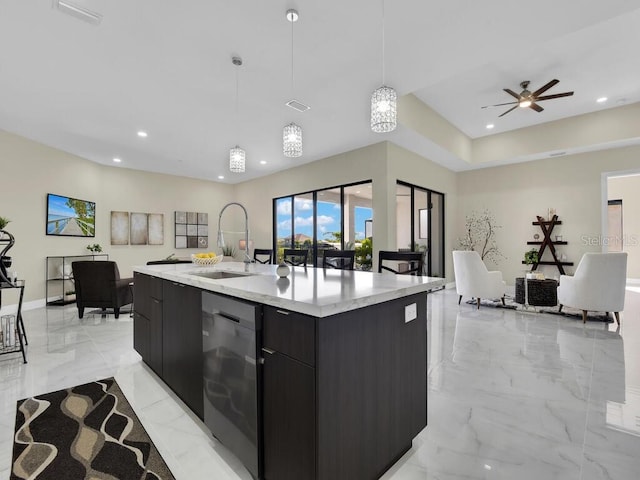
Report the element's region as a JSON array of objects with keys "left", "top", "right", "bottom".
[{"left": 273, "top": 181, "right": 372, "bottom": 269}]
